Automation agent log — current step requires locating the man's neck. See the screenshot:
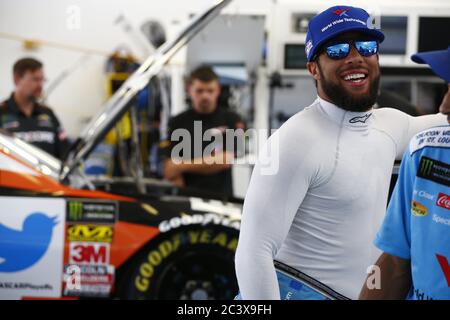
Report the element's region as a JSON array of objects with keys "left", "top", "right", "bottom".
[
  {"left": 13, "top": 92, "right": 34, "bottom": 117},
  {"left": 193, "top": 106, "right": 217, "bottom": 115},
  {"left": 317, "top": 93, "right": 335, "bottom": 106}
]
